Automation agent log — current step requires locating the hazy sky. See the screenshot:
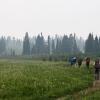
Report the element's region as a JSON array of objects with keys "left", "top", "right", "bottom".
[{"left": 0, "top": 0, "right": 100, "bottom": 39}]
